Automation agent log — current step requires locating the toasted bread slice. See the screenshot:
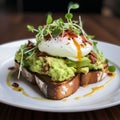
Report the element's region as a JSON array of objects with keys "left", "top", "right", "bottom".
[
  {"left": 35, "top": 74, "right": 80, "bottom": 100},
  {"left": 80, "top": 71, "right": 107, "bottom": 86},
  {"left": 15, "top": 61, "right": 107, "bottom": 100},
  {"left": 15, "top": 62, "right": 80, "bottom": 100}
]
